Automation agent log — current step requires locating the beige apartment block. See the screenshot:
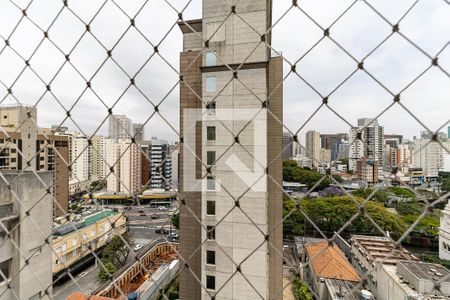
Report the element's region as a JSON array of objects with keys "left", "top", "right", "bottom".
[
  {"left": 179, "top": 1, "right": 283, "bottom": 299},
  {"left": 52, "top": 210, "right": 126, "bottom": 274},
  {"left": 106, "top": 139, "right": 142, "bottom": 195},
  {"left": 306, "top": 130, "right": 321, "bottom": 167}
]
